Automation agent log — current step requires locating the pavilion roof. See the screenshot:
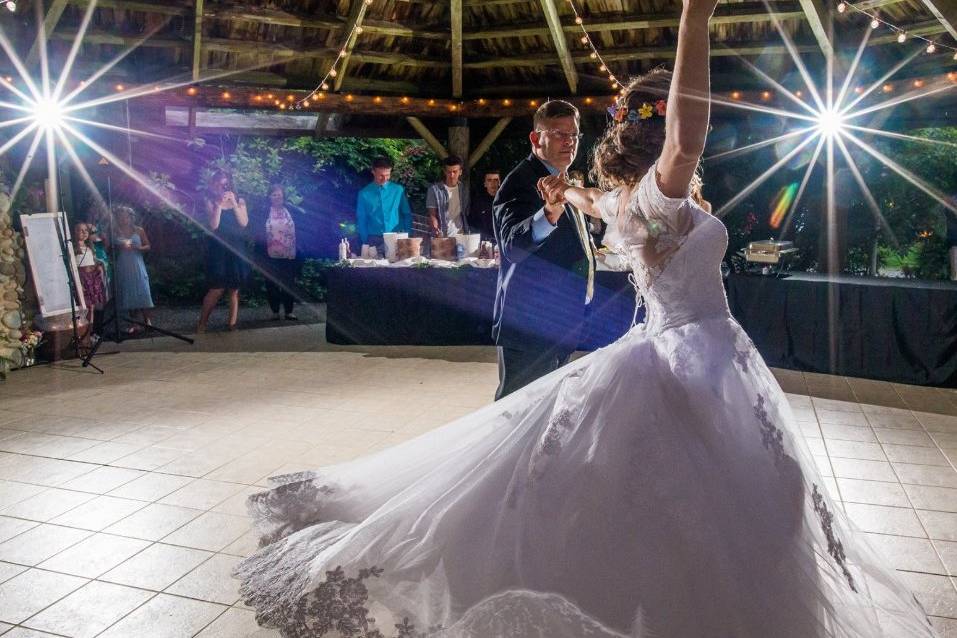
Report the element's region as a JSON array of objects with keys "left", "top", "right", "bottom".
[{"left": 15, "top": 0, "right": 957, "bottom": 101}]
